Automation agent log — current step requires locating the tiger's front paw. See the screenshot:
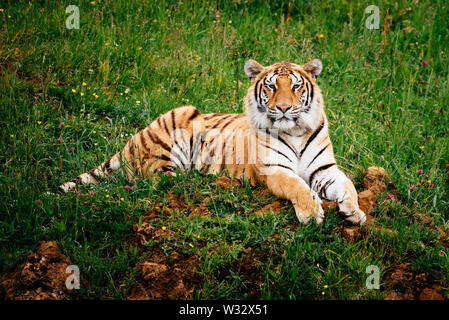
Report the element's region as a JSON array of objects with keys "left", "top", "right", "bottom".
[
  {"left": 294, "top": 190, "right": 325, "bottom": 225},
  {"left": 344, "top": 209, "right": 366, "bottom": 225}
]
